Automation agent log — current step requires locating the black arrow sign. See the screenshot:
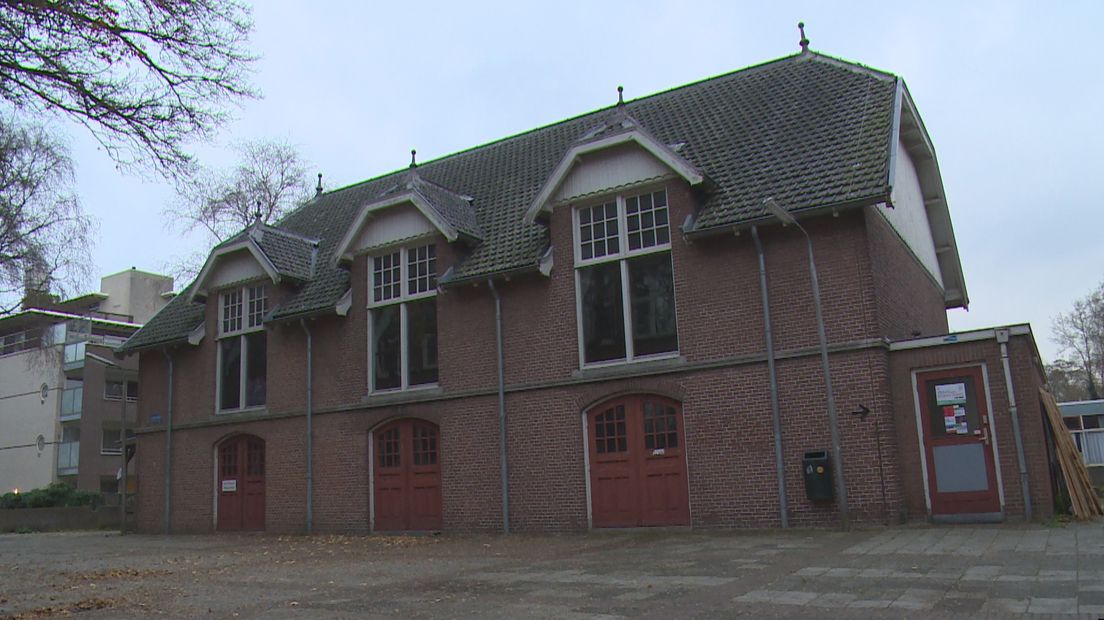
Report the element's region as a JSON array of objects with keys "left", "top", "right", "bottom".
[{"left": 849, "top": 404, "right": 870, "bottom": 419}]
